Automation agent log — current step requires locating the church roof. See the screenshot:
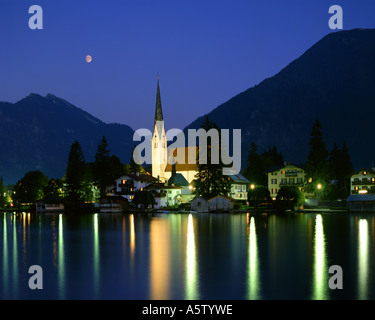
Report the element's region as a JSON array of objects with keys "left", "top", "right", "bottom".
[
  {"left": 168, "top": 173, "right": 190, "bottom": 187},
  {"left": 165, "top": 146, "right": 199, "bottom": 172},
  {"left": 154, "top": 78, "right": 163, "bottom": 124}
]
